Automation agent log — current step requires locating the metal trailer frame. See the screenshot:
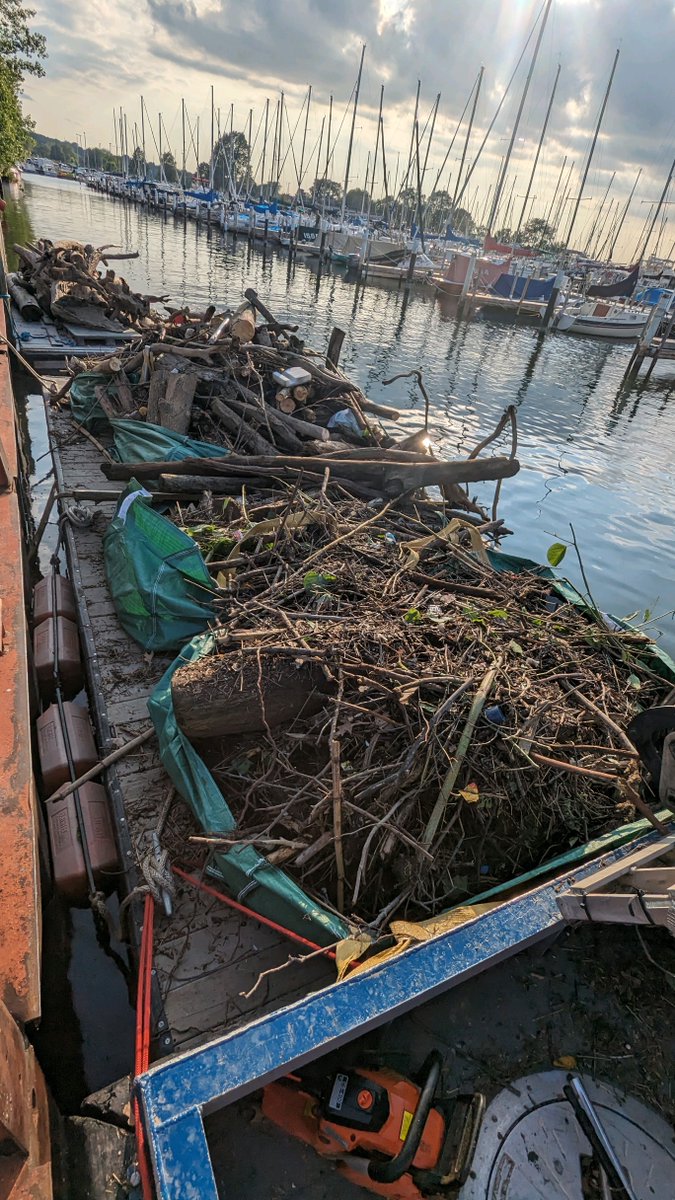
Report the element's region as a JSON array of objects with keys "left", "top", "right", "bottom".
[{"left": 136, "top": 830, "right": 662, "bottom": 1199}]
